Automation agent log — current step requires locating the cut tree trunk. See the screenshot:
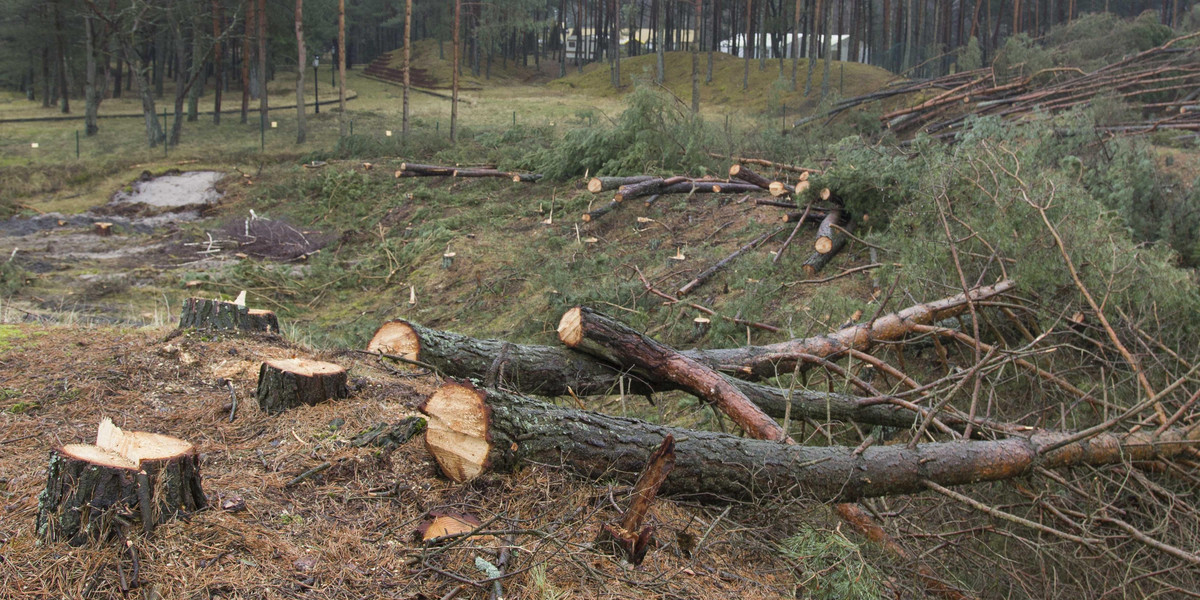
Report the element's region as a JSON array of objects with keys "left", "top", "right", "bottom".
[
  {"left": 37, "top": 419, "right": 205, "bottom": 545},
  {"left": 365, "top": 318, "right": 994, "bottom": 432},
  {"left": 588, "top": 175, "right": 658, "bottom": 193},
  {"left": 803, "top": 219, "right": 854, "bottom": 276},
  {"left": 256, "top": 358, "right": 349, "bottom": 414},
  {"left": 557, "top": 306, "right": 788, "bottom": 441},
  {"left": 728, "top": 164, "right": 775, "bottom": 190},
  {"left": 582, "top": 199, "right": 622, "bottom": 222},
  {"left": 814, "top": 208, "right": 845, "bottom": 254},
  {"left": 94, "top": 222, "right": 113, "bottom": 236},
  {"left": 398, "top": 162, "right": 456, "bottom": 176},
  {"left": 421, "top": 381, "right": 1200, "bottom": 503},
  {"left": 179, "top": 298, "right": 279, "bottom": 333}
]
